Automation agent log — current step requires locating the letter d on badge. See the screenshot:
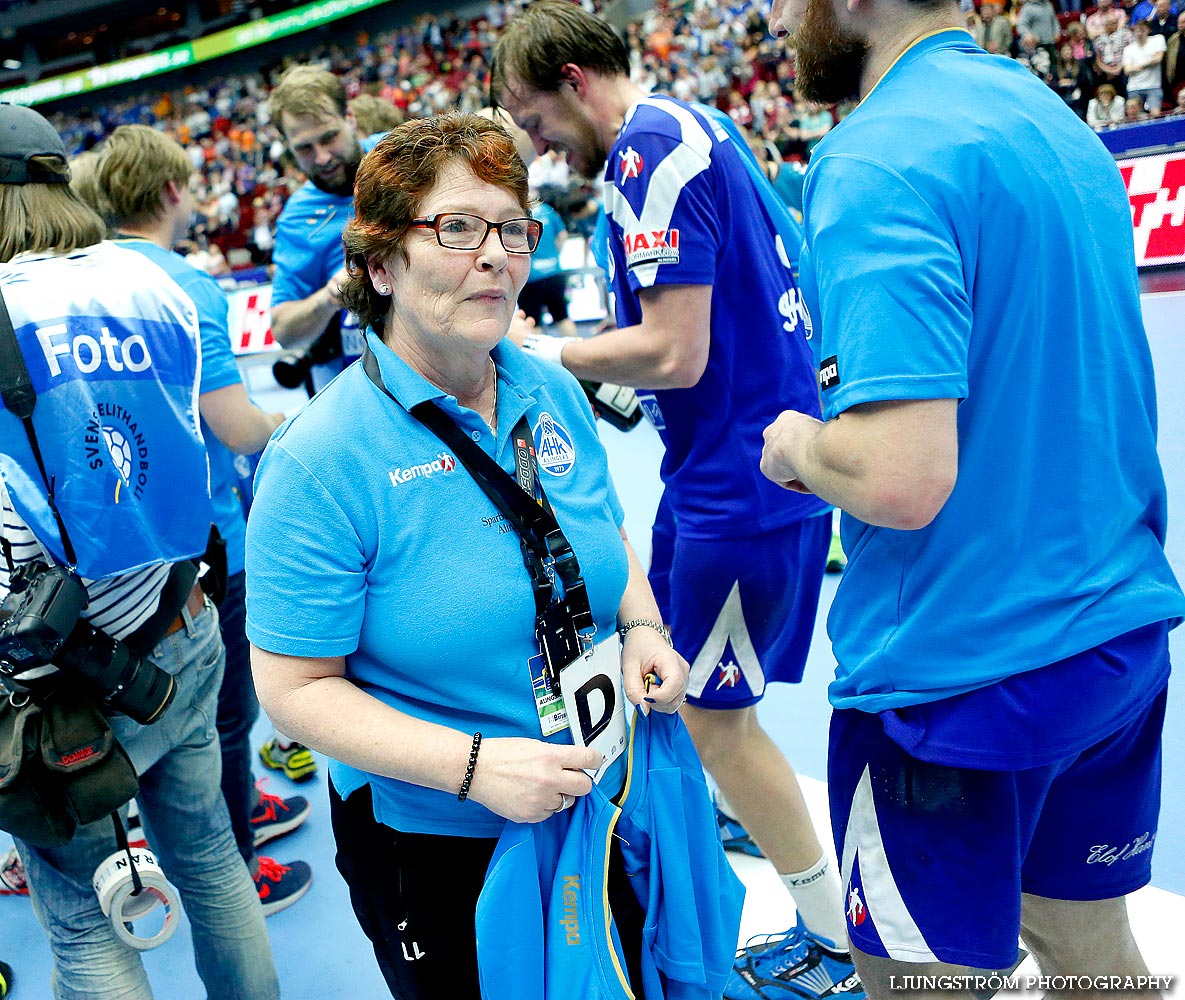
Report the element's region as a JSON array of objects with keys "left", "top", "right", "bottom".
[
  {"left": 575, "top": 675, "right": 615, "bottom": 744},
  {"left": 561, "top": 636, "right": 629, "bottom": 783}
]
